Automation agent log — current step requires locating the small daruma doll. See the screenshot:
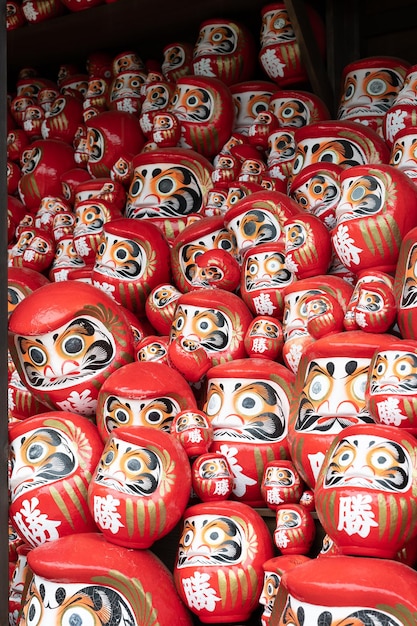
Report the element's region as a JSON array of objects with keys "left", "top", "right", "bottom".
[
  {"left": 21, "top": 532, "right": 193, "bottom": 626},
  {"left": 203, "top": 357, "right": 295, "bottom": 507},
  {"left": 343, "top": 269, "right": 397, "bottom": 332},
  {"left": 259, "top": 2, "right": 326, "bottom": 87},
  {"left": 273, "top": 503, "right": 315, "bottom": 556},
  {"left": 261, "top": 459, "right": 305, "bottom": 510},
  {"left": 145, "top": 282, "right": 182, "bottom": 334},
  {"left": 174, "top": 500, "right": 274, "bottom": 624},
  {"left": 88, "top": 425, "right": 191, "bottom": 549},
  {"left": 95, "top": 360, "right": 197, "bottom": 442},
  {"left": 366, "top": 337, "right": 417, "bottom": 435},
  {"left": 8, "top": 281, "right": 135, "bottom": 417},
  {"left": 244, "top": 315, "right": 284, "bottom": 361},
  {"left": 170, "top": 408, "right": 213, "bottom": 458},
  {"left": 8, "top": 411, "right": 103, "bottom": 547},
  {"left": 240, "top": 242, "right": 296, "bottom": 320},
  {"left": 315, "top": 422, "right": 417, "bottom": 558},
  {"left": 191, "top": 452, "right": 234, "bottom": 502}
]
